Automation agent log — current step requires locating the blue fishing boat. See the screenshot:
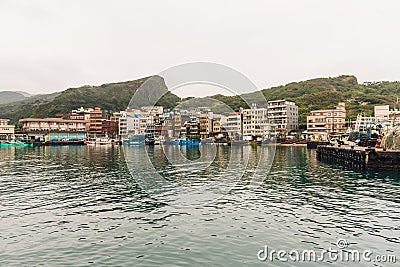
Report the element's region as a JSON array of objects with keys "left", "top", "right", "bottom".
[
  {"left": 180, "top": 138, "right": 200, "bottom": 146},
  {"left": 0, "top": 141, "right": 33, "bottom": 148},
  {"left": 172, "top": 139, "right": 180, "bottom": 145},
  {"left": 123, "top": 134, "right": 145, "bottom": 145}
]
